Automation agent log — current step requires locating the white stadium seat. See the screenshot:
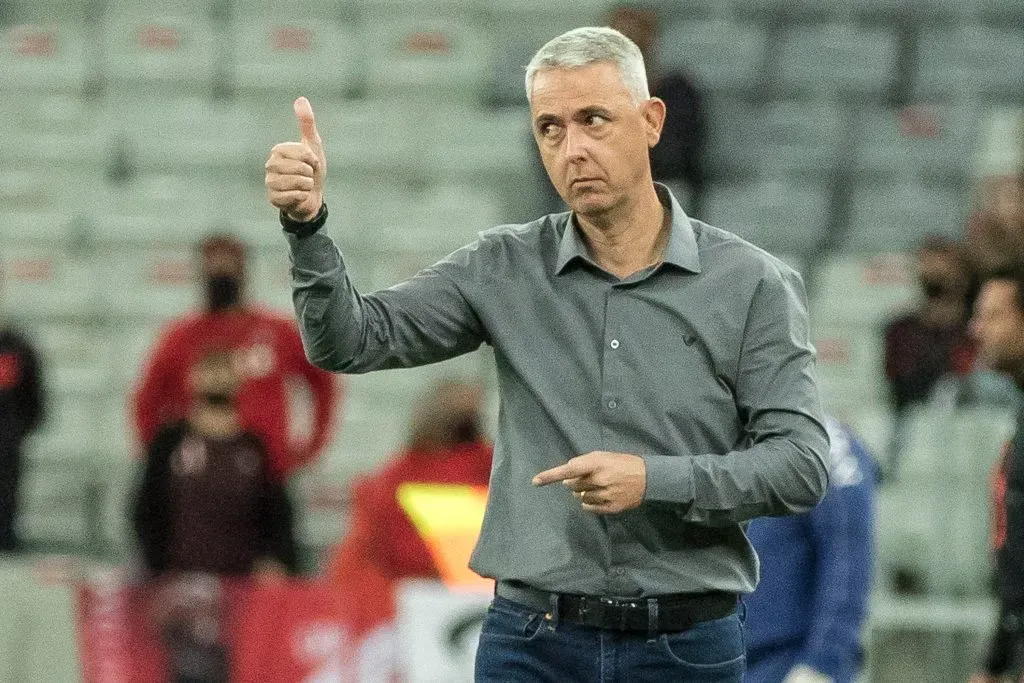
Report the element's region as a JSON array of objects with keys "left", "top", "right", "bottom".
[
  {"left": 101, "top": 11, "right": 219, "bottom": 95},
  {"left": 231, "top": 17, "right": 363, "bottom": 100},
  {"left": 0, "top": 22, "right": 89, "bottom": 94},
  {"left": 776, "top": 23, "right": 898, "bottom": 99},
  {"left": 846, "top": 179, "right": 968, "bottom": 253},
  {"left": 913, "top": 24, "right": 1024, "bottom": 101},
  {"left": 658, "top": 19, "right": 768, "bottom": 92}
]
